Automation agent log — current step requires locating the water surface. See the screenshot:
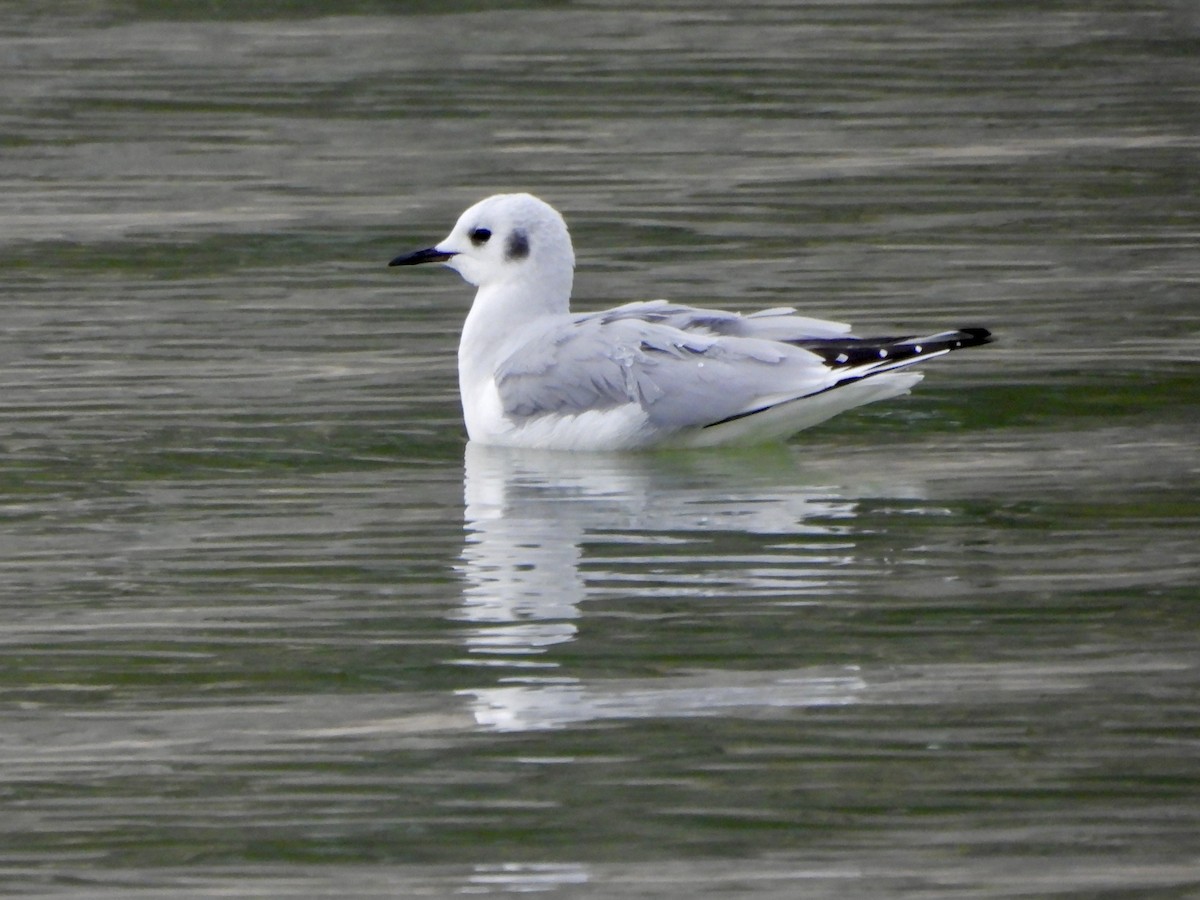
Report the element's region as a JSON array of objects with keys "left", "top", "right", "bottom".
[{"left": 2, "top": 1, "right": 1198, "bottom": 897}]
